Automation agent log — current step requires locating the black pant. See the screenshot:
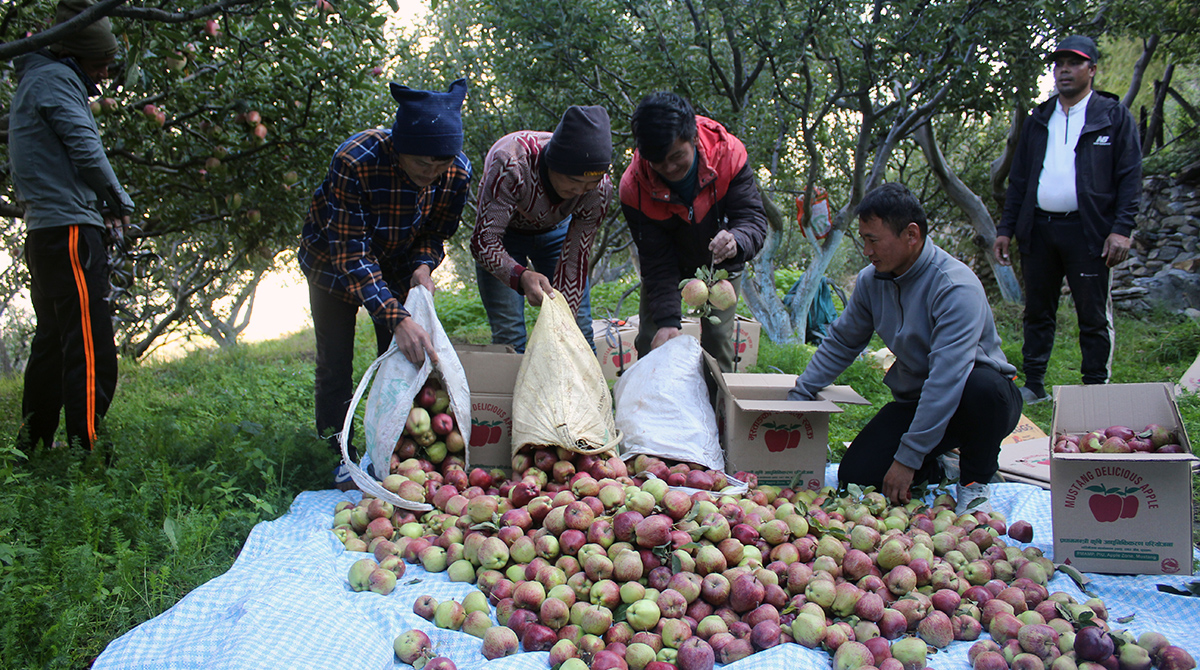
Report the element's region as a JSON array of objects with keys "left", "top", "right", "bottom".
[
  {"left": 309, "top": 283, "right": 393, "bottom": 461},
  {"left": 21, "top": 225, "right": 118, "bottom": 450},
  {"left": 1021, "top": 213, "right": 1114, "bottom": 389},
  {"left": 838, "top": 365, "right": 1021, "bottom": 488}
]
